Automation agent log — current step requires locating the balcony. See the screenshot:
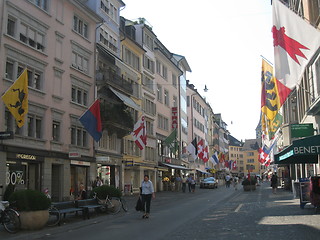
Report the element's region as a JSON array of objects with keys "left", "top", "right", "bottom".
[{"left": 98, "top": 68, "right": 133, "bottom": 96}]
